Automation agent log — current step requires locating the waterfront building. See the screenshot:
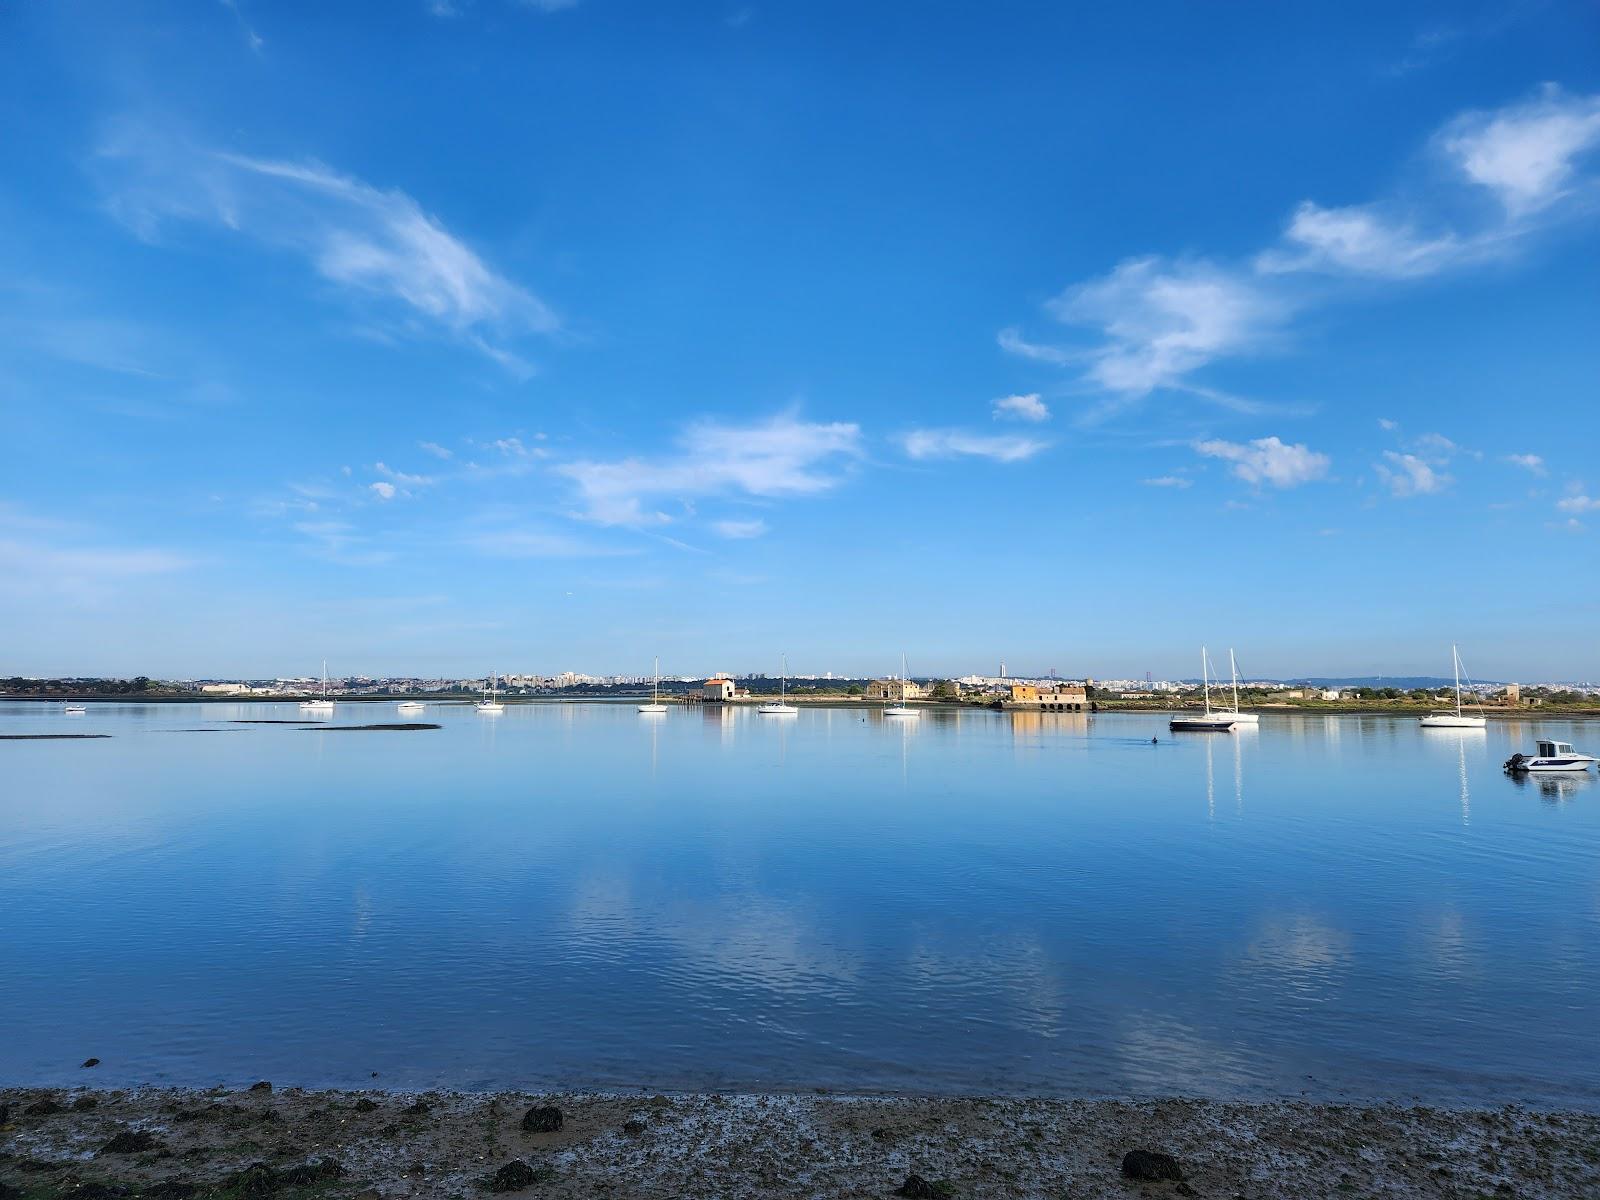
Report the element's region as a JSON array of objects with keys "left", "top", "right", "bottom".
[
  {"left": 865, "top": 678, "right": 927, "bottom": 701},
  {"left": 1002, "top": 683, "right": 1089, "bottom": 711}
]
